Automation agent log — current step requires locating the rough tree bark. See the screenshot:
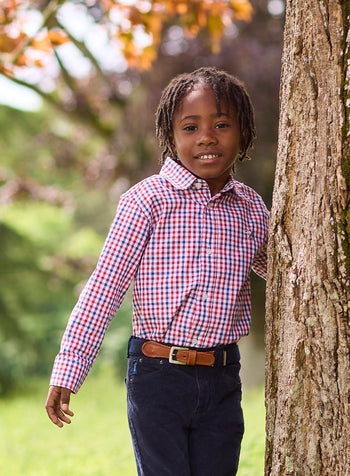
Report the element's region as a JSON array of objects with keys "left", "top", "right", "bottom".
[{"left": 265, "top": 1, "right": 350, "bottom": 475}]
